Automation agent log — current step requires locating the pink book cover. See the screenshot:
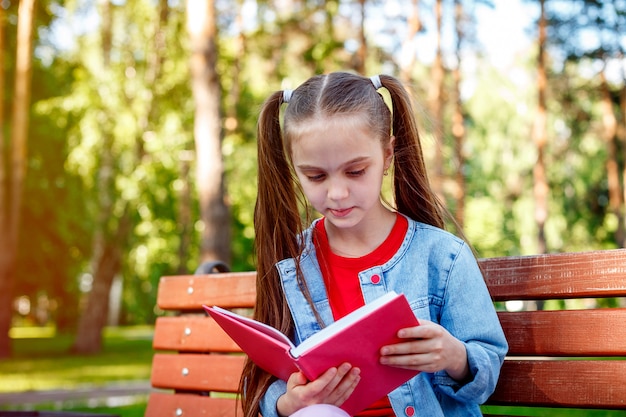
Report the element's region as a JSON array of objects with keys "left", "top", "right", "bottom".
[{"left": 204, "top": 291, "right": 420, "bottom": 415}]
